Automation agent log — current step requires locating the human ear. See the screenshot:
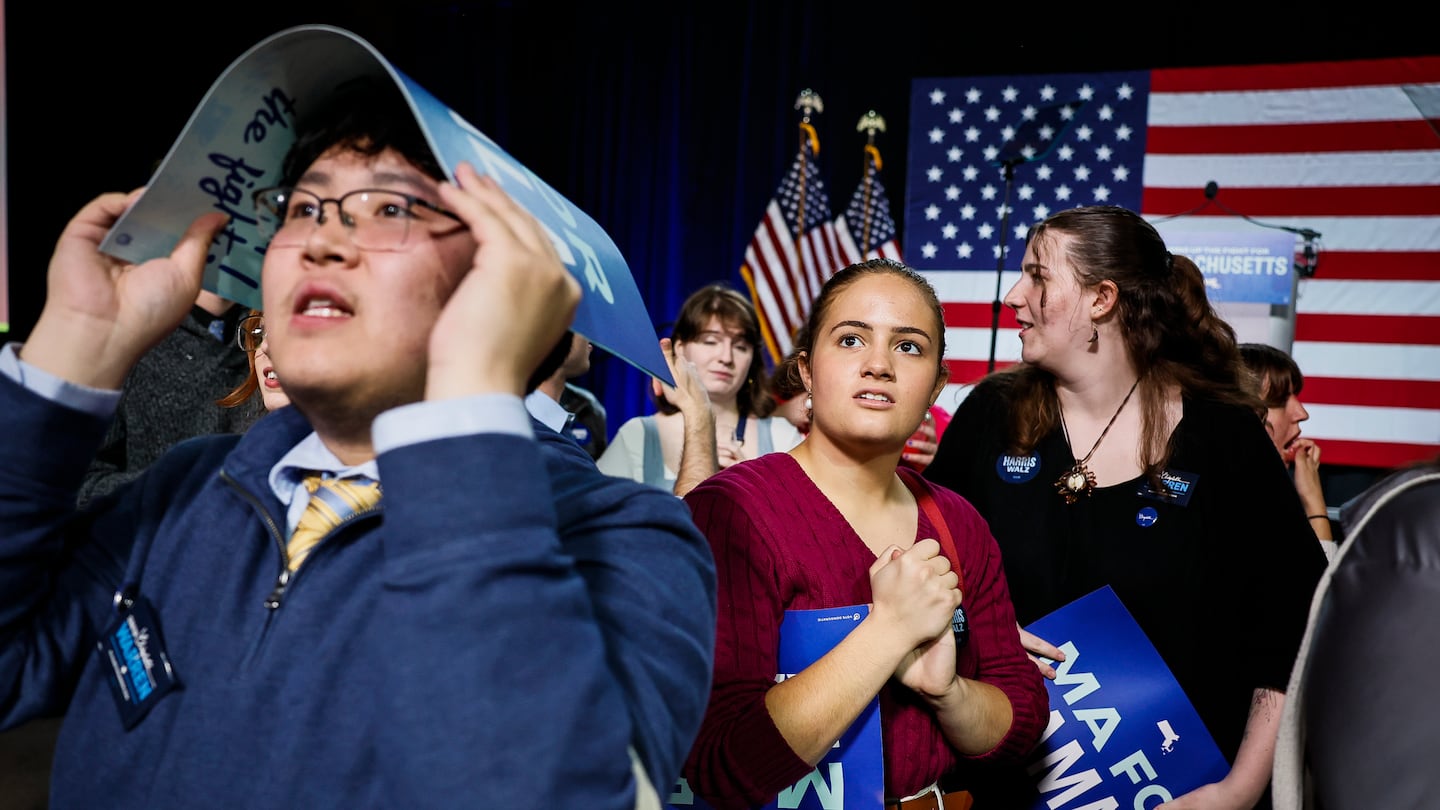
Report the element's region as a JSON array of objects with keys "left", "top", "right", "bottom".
[
  {"left": 929, "top": 363, "right": 949, "bottom": 406},
  {"left": 1092, "top": 279, "right": 1120, "bottom": 319}
]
